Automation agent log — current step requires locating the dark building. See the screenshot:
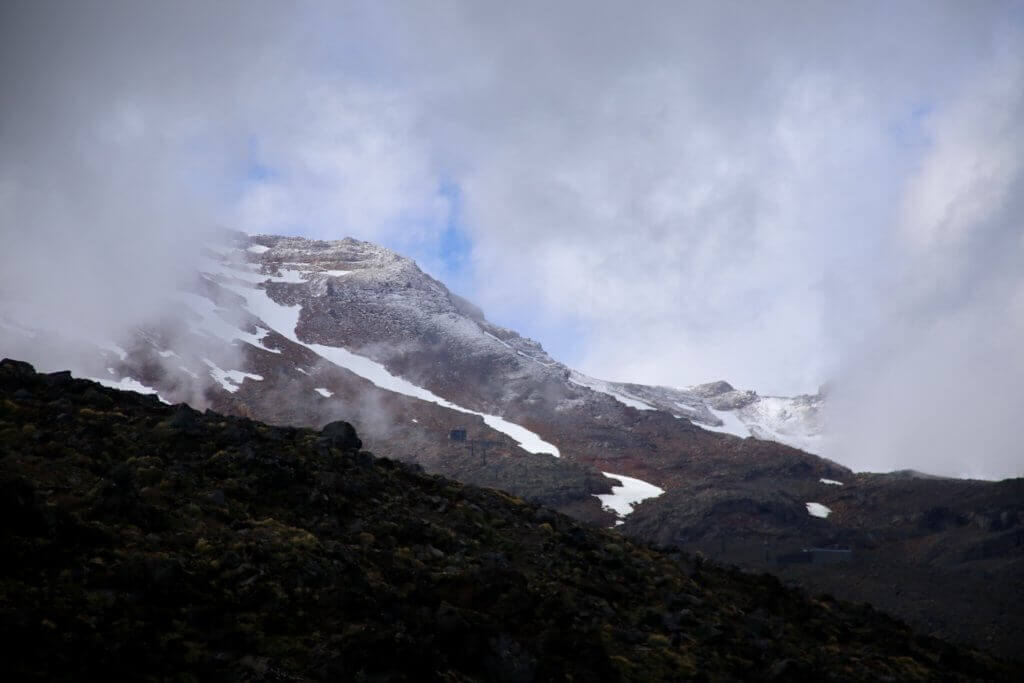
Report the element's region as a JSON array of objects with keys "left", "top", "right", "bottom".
[{"left": 449, "top": 428, "right": 467, "bottom": 442}]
